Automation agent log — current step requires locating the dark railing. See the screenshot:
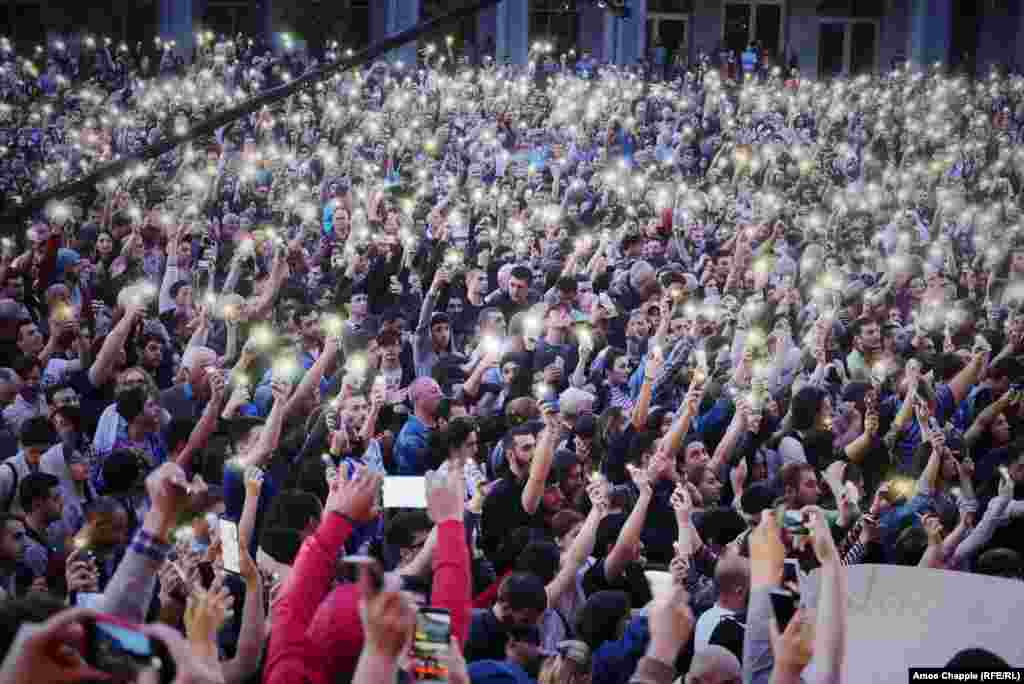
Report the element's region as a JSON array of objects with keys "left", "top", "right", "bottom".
[{"left": 1, "top": 0, "right": 502, "bottom": 229}]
